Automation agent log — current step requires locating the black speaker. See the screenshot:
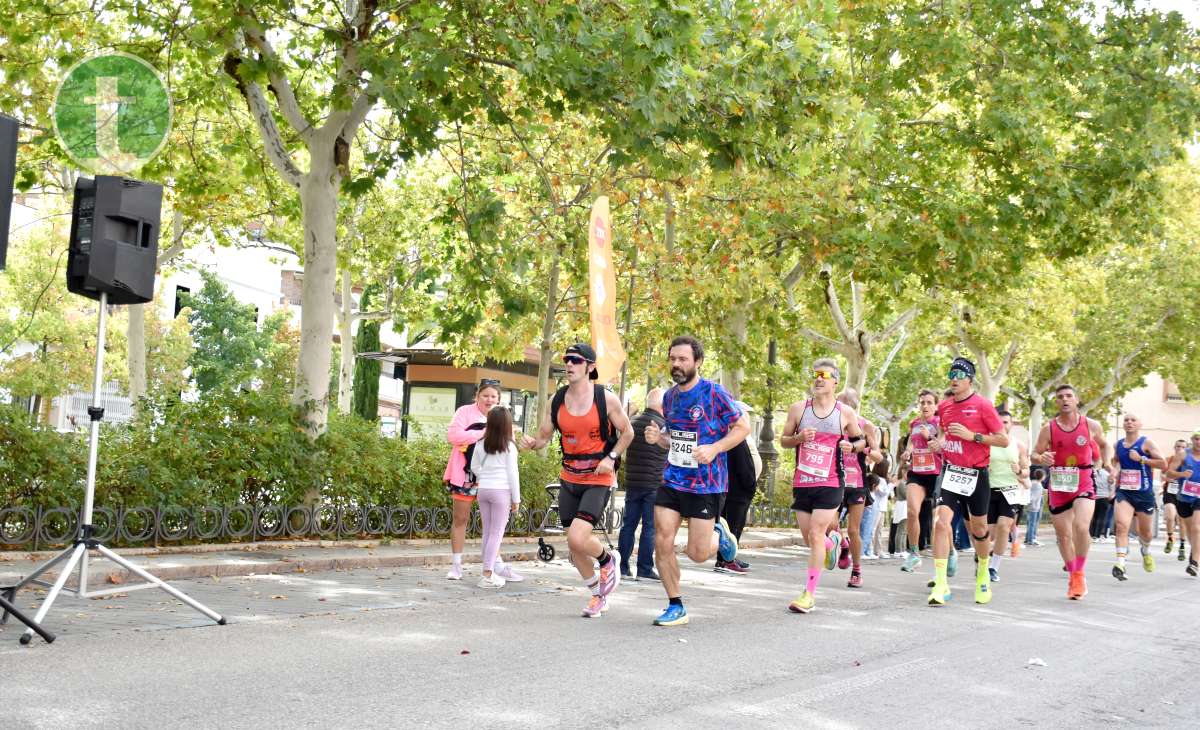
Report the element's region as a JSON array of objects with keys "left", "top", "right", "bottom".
[
  {"left": 66, "top": 175, "right": 162, "bottom": 304},
  {"left": 0, "top": 113, "right": 18, "bottom": 271}
]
